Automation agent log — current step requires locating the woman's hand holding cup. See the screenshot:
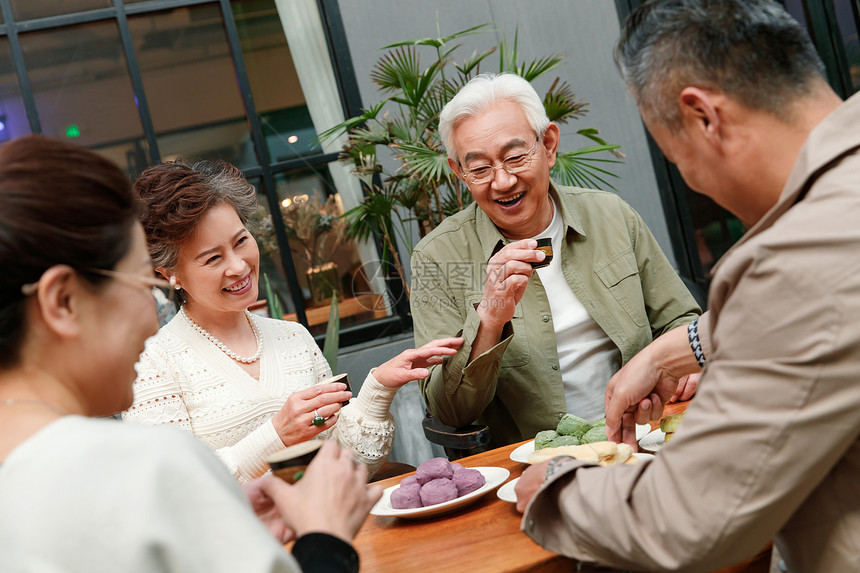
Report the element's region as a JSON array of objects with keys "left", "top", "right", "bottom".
[
  {"left": 260, "top": 441, "right": 382, "bottom": 544},
  {"left": 271, "top": 382, "right": 352, "bottom": 446}
]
